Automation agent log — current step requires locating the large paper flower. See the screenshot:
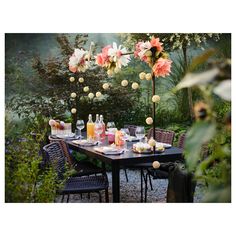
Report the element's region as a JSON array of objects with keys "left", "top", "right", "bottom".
[
  {"left": 152, "top": 58, "right": 172, "bottom": 77},
  {"left": 69, "top": 48, "right": 90, "bottom": 73},
  {"left": 95, "top": 42, "right": 130, "bottom": 75}
]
